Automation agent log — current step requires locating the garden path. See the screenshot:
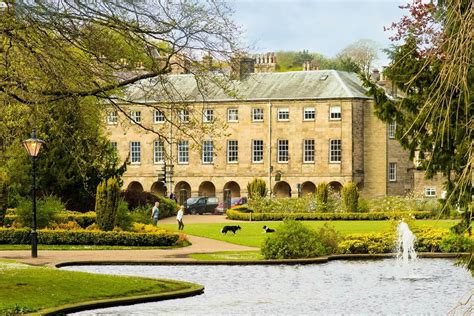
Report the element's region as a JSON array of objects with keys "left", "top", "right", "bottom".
[{"left": 0, "top": 215, "right": 256, "bottom": 267}]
